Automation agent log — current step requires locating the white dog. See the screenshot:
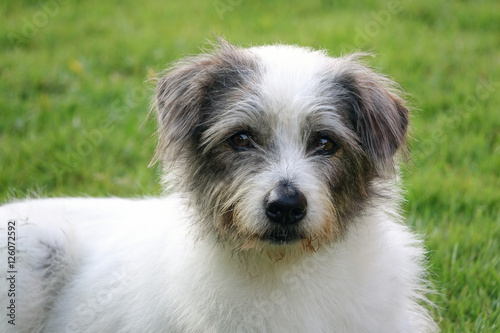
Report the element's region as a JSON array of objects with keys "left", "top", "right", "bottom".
[{"left": 0, "top": 40, "right": 437, "bottom": 332}]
